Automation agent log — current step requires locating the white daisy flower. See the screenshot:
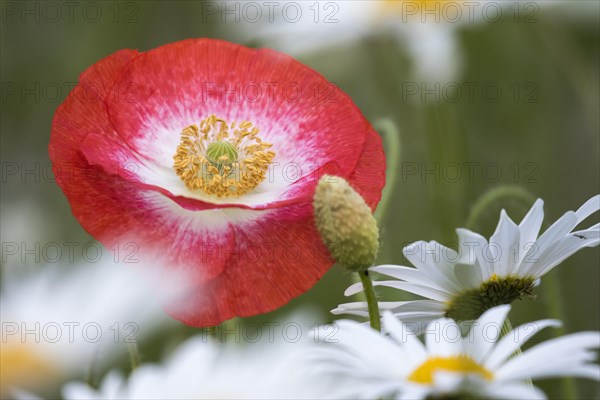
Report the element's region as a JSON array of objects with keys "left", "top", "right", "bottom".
[
  {"left": 311, "top": 305, "right": 600, "bottom": 399},
  {"left": 1, "top": 258, "right": 172, "bottom": 397},
  {"left": 333, "top": 195, "right": 599, "bottom": 324},
  {"left": 62, "top": 334, "right": 331, "bottom": 400}
]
